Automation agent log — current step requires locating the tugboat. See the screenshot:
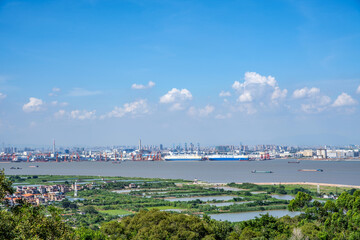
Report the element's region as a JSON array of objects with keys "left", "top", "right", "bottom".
[
  {"left": 10, "top": 167, "right": 22, "bottom": 170},
  {"left": 288, "top": 160, "right": 300, "bottom": 163},
  {"left": 251, "top": 170, "right": 273, "bottom": 173}
]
